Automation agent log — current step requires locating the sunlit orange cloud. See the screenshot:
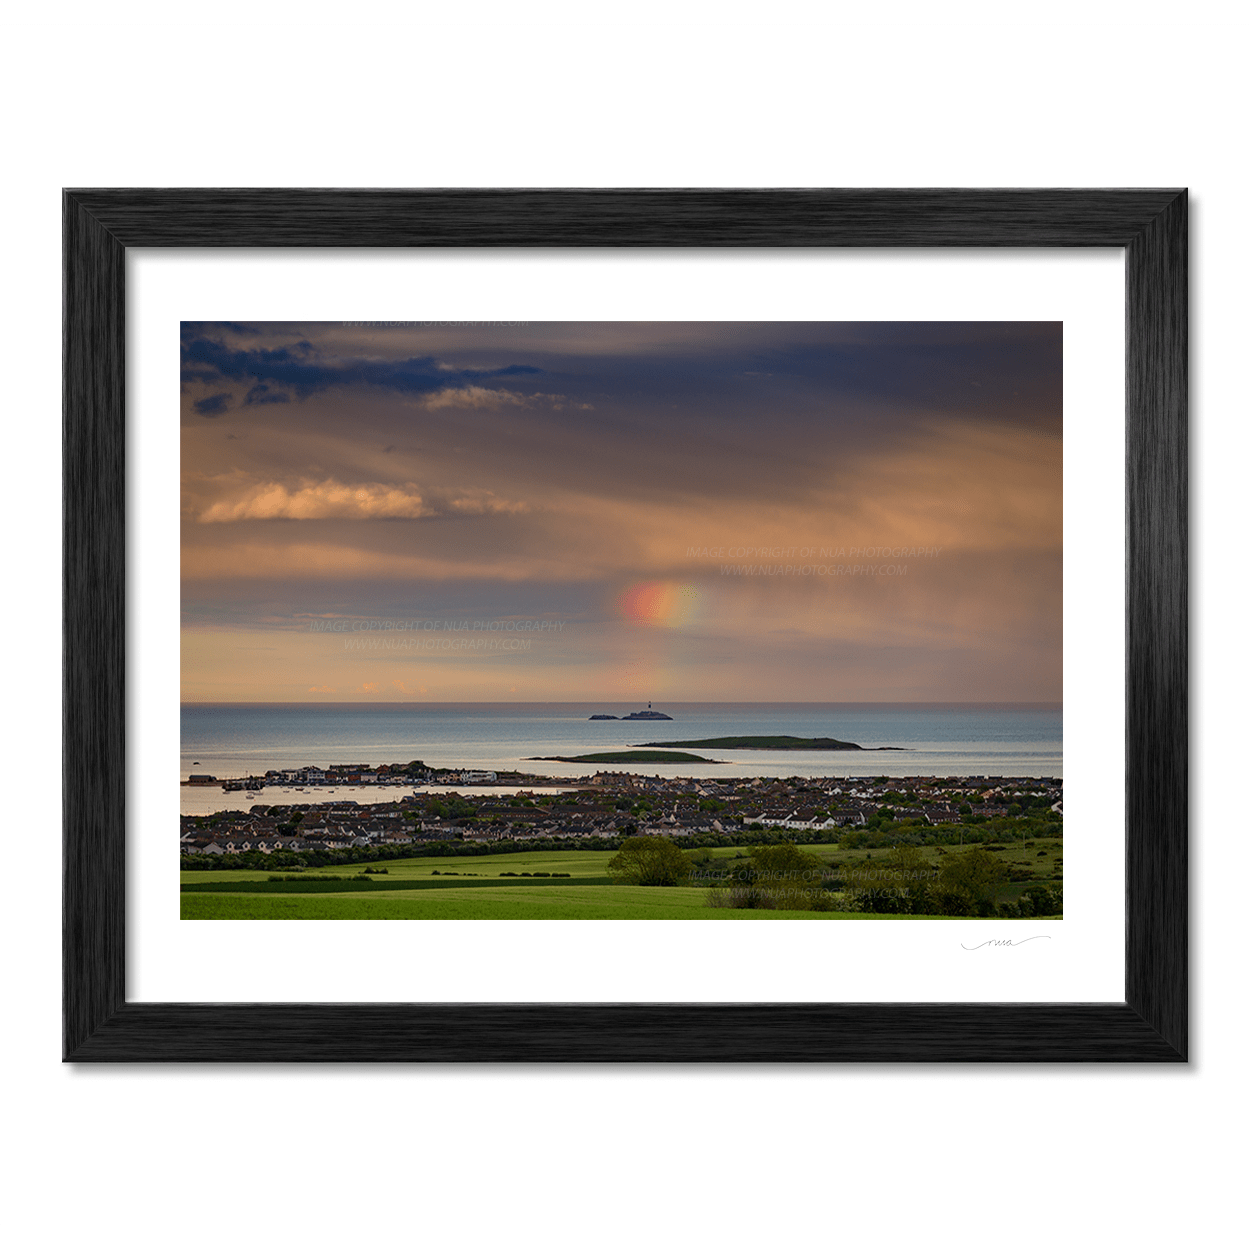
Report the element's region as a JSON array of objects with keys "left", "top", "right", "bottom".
[
  {"left": 194, "top": 477, "right": 530, "bottom": 523},
  {"left": 200, "top": 479, "right": 432, "bottom": 522},
  {"left": 421, "top": 385, "right": 528, "bottom": 410}
]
